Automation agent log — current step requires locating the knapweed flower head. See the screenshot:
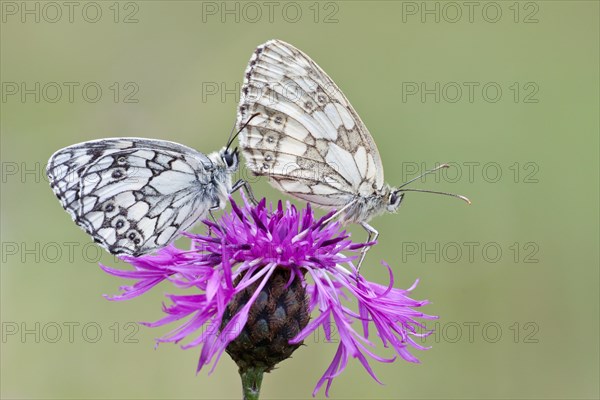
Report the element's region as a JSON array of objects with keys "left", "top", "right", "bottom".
[{"left": 101, "top": 195, "right": 437, "bottom": 396}]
